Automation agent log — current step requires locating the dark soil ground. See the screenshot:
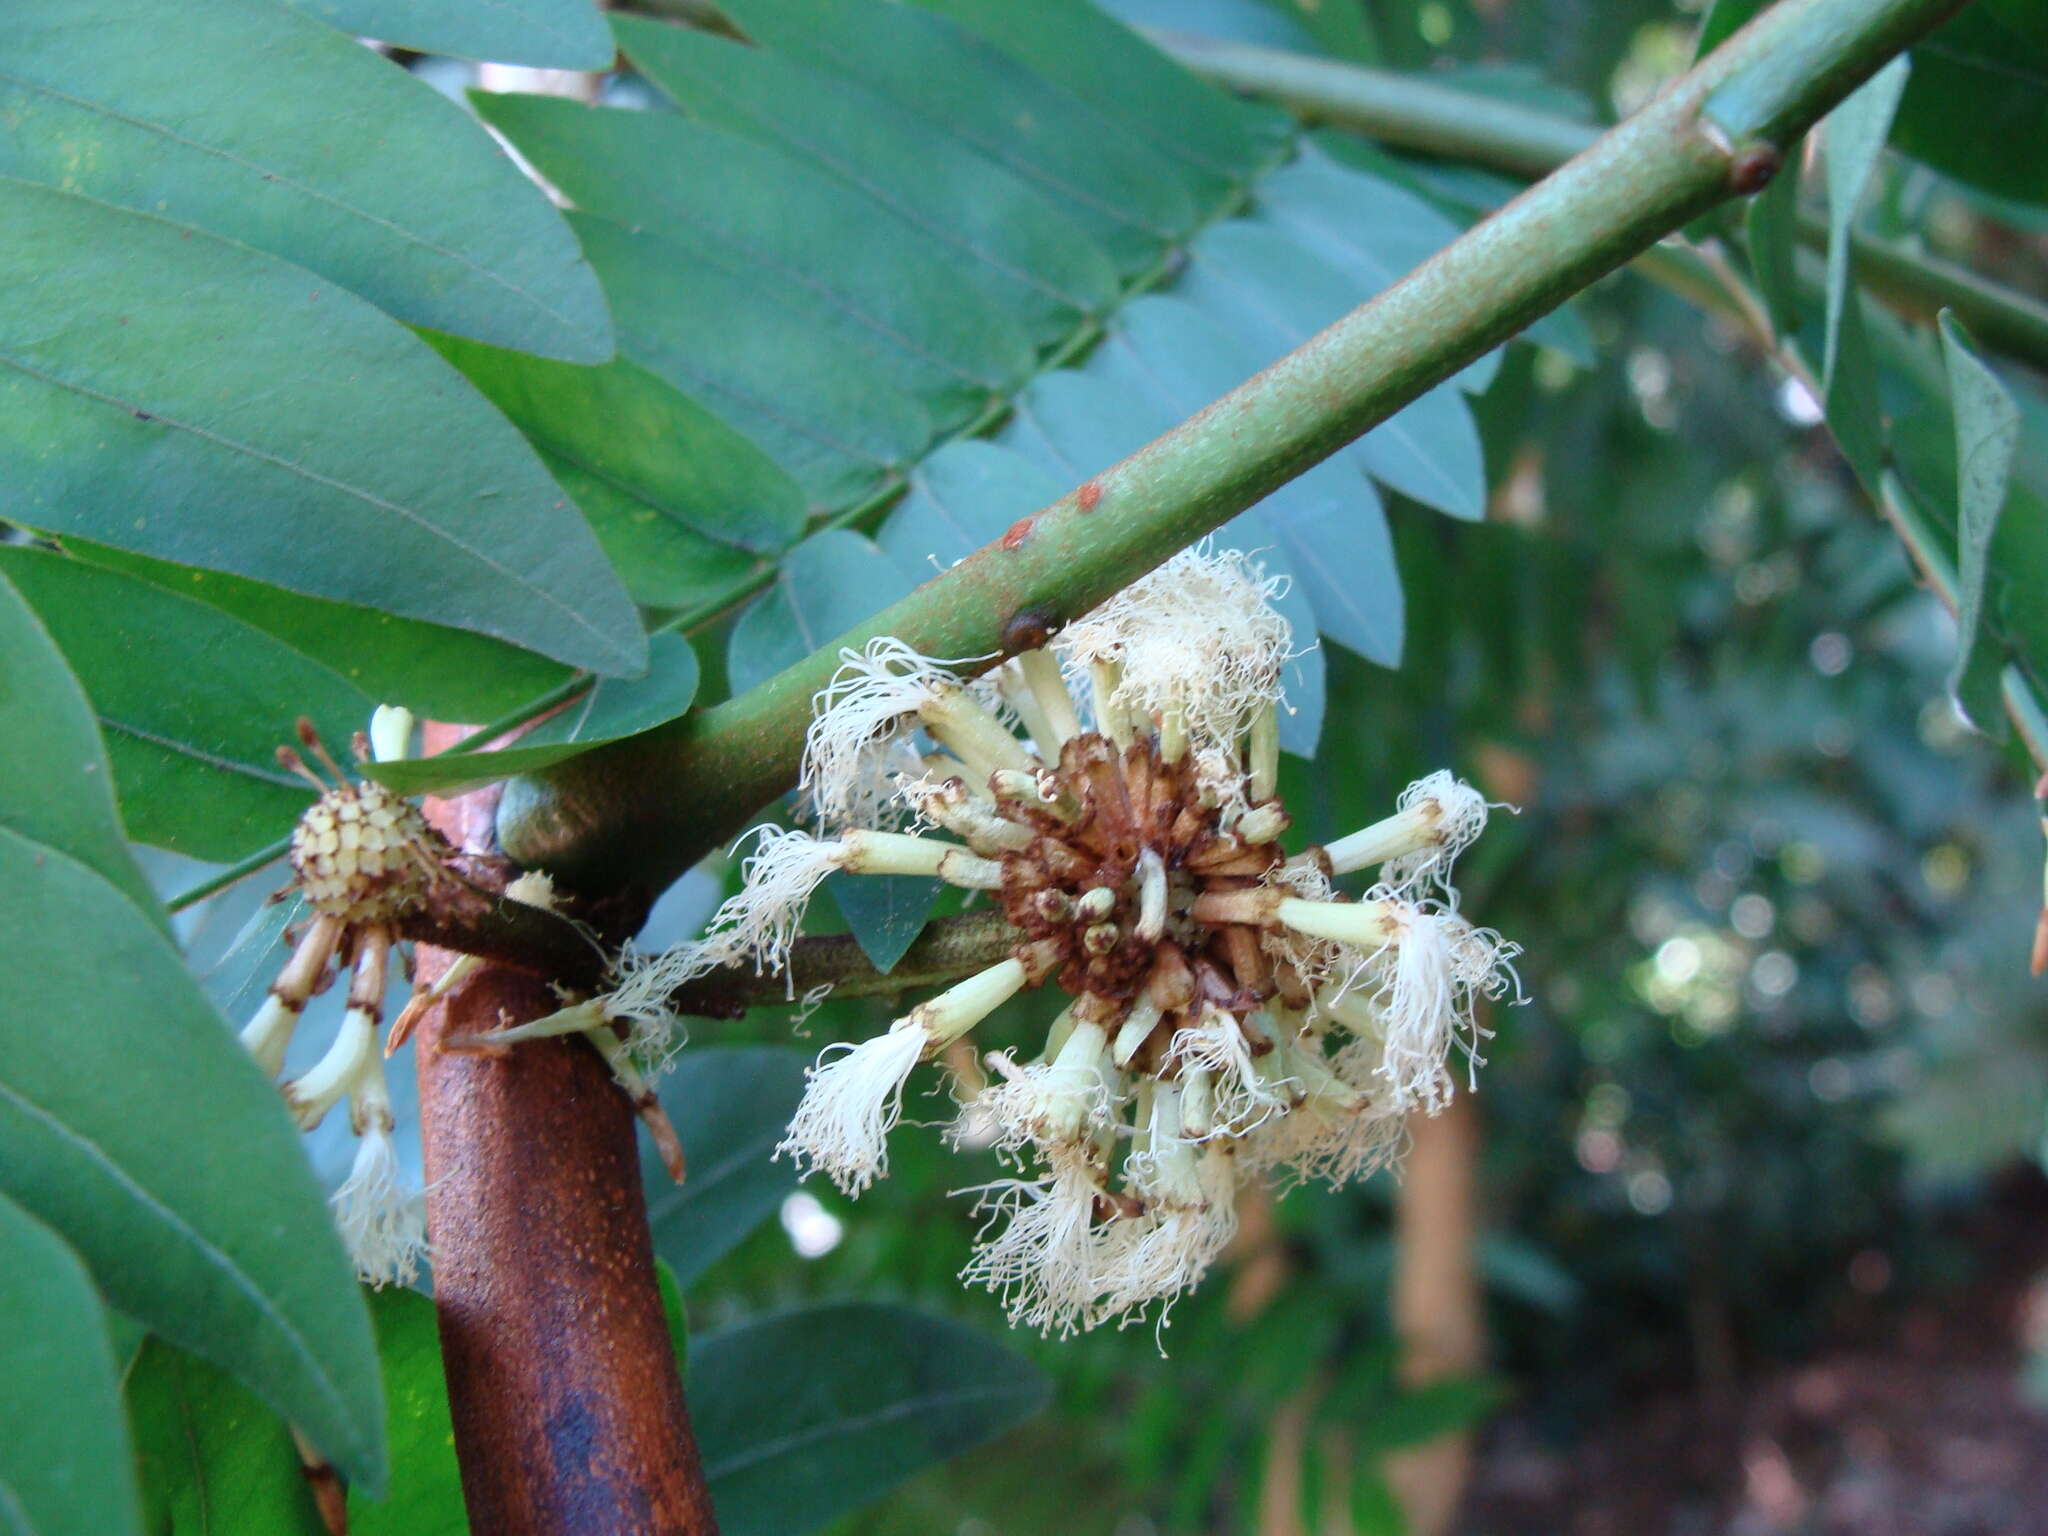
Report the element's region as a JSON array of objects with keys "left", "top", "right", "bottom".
[{"left": 1460, "top": 1175, "right": 2048, "bottom": 1535}]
